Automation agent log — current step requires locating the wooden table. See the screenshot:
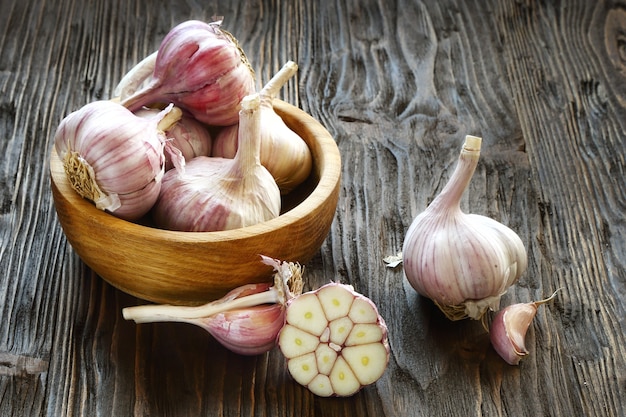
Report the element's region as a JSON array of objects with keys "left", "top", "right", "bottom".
[{"left": 1, "top": 0, "right": 625, "bottom": 415}]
